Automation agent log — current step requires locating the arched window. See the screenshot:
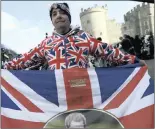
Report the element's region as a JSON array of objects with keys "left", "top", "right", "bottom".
[{"left": 87, "top": 20, "right": 90, "bottom": 24}]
